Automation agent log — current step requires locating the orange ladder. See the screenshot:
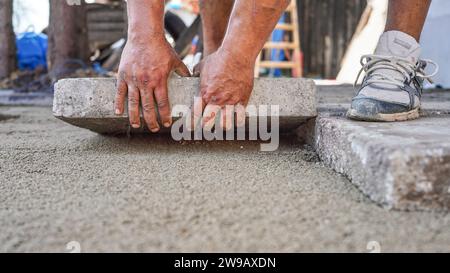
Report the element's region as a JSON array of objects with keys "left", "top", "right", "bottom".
[{"left": 254, "top": 1, "right": 303, "bottom": 78}]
